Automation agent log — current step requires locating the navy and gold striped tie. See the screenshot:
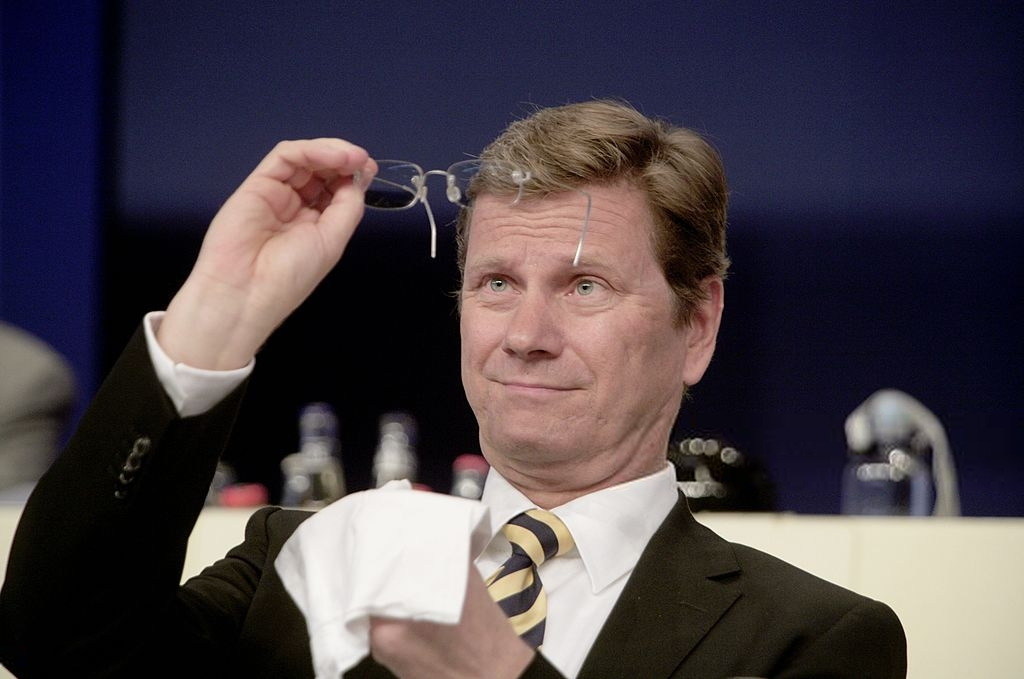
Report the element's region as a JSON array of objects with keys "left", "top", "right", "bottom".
[{"left": 485, "top": 509, "right": 575, "bottom": 648}]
